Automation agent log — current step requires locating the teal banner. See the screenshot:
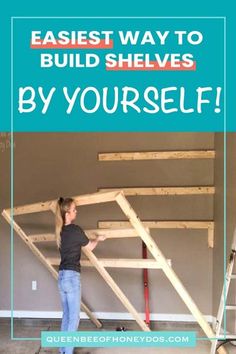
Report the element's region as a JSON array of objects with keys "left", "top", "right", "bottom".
[
  {"left": 6, "top": 17, "right": 227, "bottom": 132},
  {"left": 1, "top": 1, "right": 235, "bottom": 132},
  {"left": 41, "top": 331, "right": 196, "bottom": 348}
]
